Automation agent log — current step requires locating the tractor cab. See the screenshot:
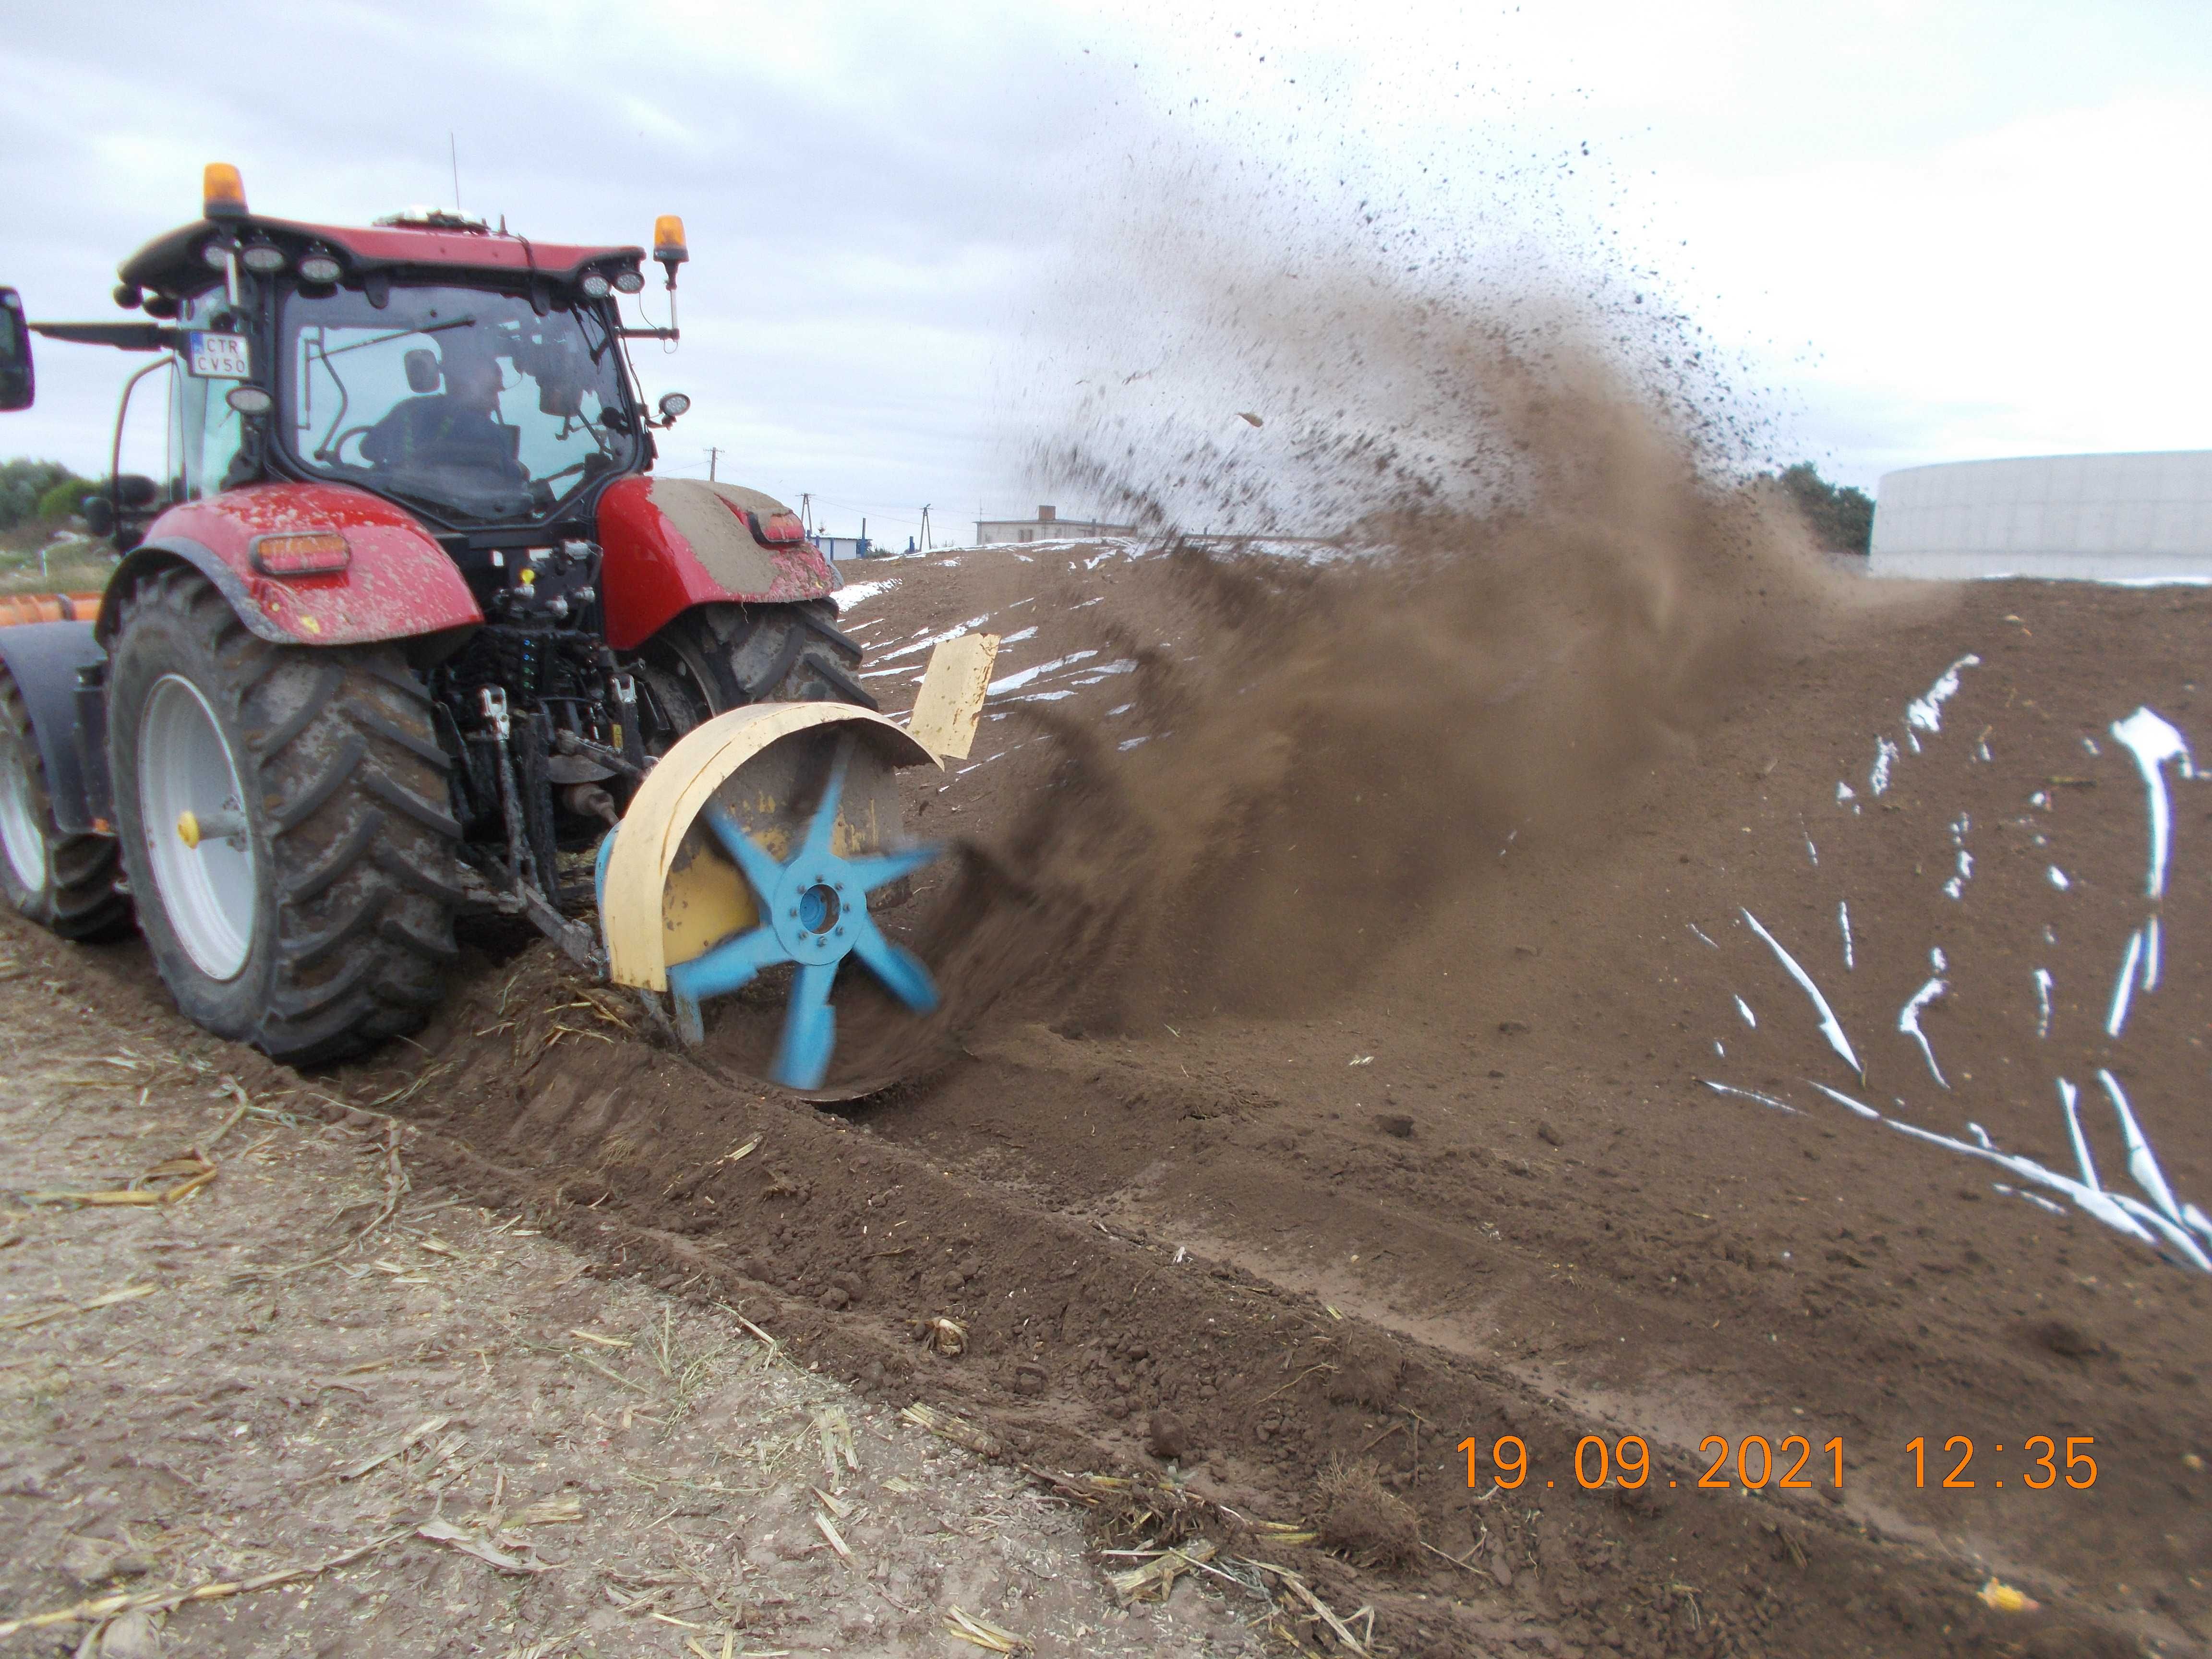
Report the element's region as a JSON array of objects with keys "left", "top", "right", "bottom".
[{"left": 37, "top": 166, "right": 691, "bottom": 556}]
